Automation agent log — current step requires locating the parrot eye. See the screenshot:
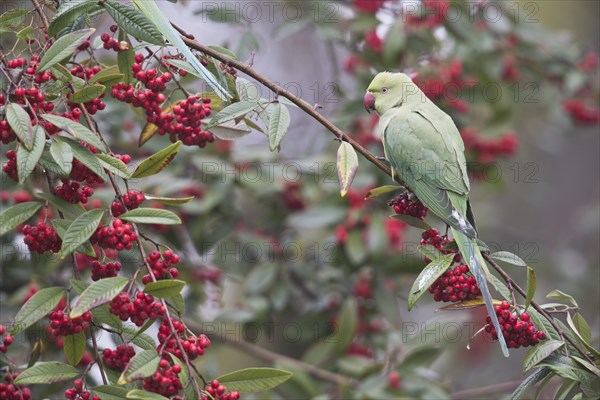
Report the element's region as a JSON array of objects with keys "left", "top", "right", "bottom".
[{"left": 381, "top": 87, "right": 389, "bottom": 94}]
